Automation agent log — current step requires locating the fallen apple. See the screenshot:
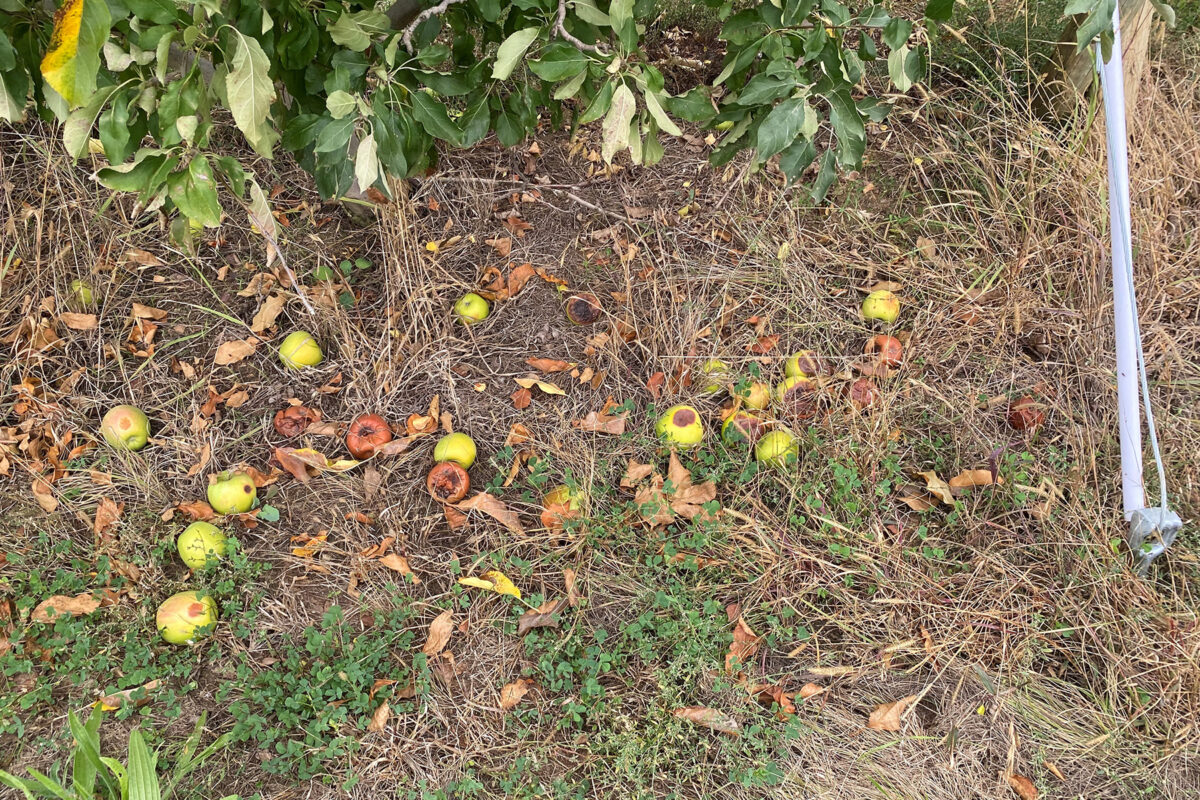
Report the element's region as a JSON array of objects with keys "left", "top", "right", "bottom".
[
  {"left": 864, "top": 335, "right": 903, "bottom": 368},
  {"left": 540, "top": 484, "right": 586, "bottom": 530},
  {"left": 699, "top": 359, "right": 730, "bottom": 394},
  {"left": 273, "top": 405, "right": 318, "bottom": 438},
  {"left": 1006, "top": 395, "right": 1045, "bottom": 432},
  {"left": 156, "top": 590, "right": 218, "bottom": 645},
  {"left": 755, "top": 430, "right": 799, "bottom": 467},
  {"left": 346, "top": 413, "right": 393, "bottom": 458},
  {"left": 655, "top": 404, "right": 704, "bottom": 447},
  {"left": 784, "top": 350, "right": 824, "bottom": 378},
  {"left": 433, "top": 432, "right": 477, "bottom": 469},
  {"left": 454, "top": 292, "right": 490, "bottom": 325},
  {"left": 427, "top": 461, "right": 470, "bottom": 503},
  {"left": 776, "top": 376, "right": 820, "bottom": 420},
  {"left": 278, "top": 331, "right": 323, "bottom": 369},
  {"left": 70, "top": 278, "right": 96, "bottom": 308},
  {"left": 176, "top": 521, "right": 228, "bottom": 569},
  {"left": 565, "top": 293, "right": 603, "bottom": 325},
  {"left": 207, "top": 470, "right": 257, "bottom": 515},
  {"left": 861, "top": 290, "right": 900, "bottom": 324},
  {"left": 737, "top": 381, "right": 772, "bottom": 410},
  {"left": 721, "top": 412, "right": 768, "bottom": 446},
  {"left": 100, "top": 404, "right": 150, "bottom": 450},
  {"left": 847, "top": 377, "right": 879, "bottom": 410}
]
